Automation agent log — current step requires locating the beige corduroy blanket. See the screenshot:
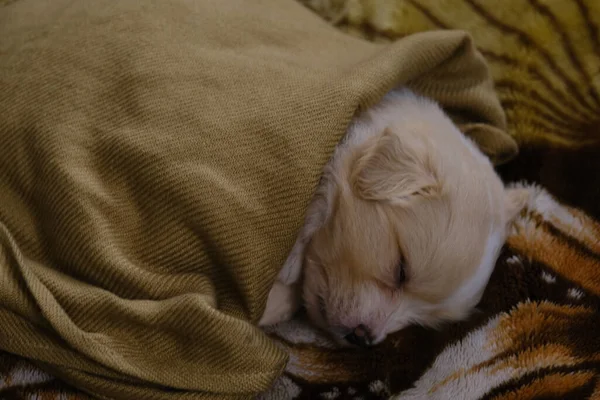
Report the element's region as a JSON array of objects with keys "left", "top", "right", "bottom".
[{"left": 0, "top": 0, "right": 515, "bottom": 398}]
